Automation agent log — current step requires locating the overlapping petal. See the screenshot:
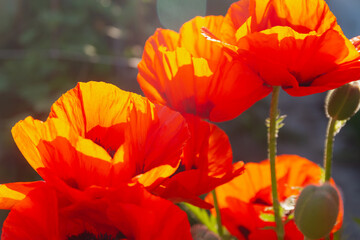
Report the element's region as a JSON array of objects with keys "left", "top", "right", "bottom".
[
  {"left": 107, "top": 185, "right": 192, "bottom": 240},
  {"left": 2, "top": 185, "right": 60, "bottom": 240},
  {"left": 206, "top": 155, "right": 343, "bottom": 239},
  {"left": 247, "top": 0, "right": 340, "bottom": 35},
  {"left": 138, "top": 16, "right": 271, "bottom": 122},
  {"left": 0, "top": 181, "right": 45, "bottom": 210},
  {"left": 12, "top": 116, "right": 113, "bottom": 193},
  {"left": 152, "top": 115, "right": 244, "bottom": 208},
  {"left": 1, "top": 183, "right": 192, "bottom": 240},
  {"left": 220, "top": 0, "right": 360, "bottom": 96}
]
